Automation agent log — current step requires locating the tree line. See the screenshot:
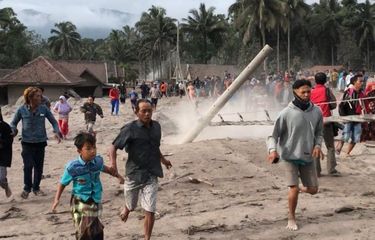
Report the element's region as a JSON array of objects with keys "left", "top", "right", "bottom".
[{"left": 0, "top": 0, "right": 374, "bottom": 82}]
